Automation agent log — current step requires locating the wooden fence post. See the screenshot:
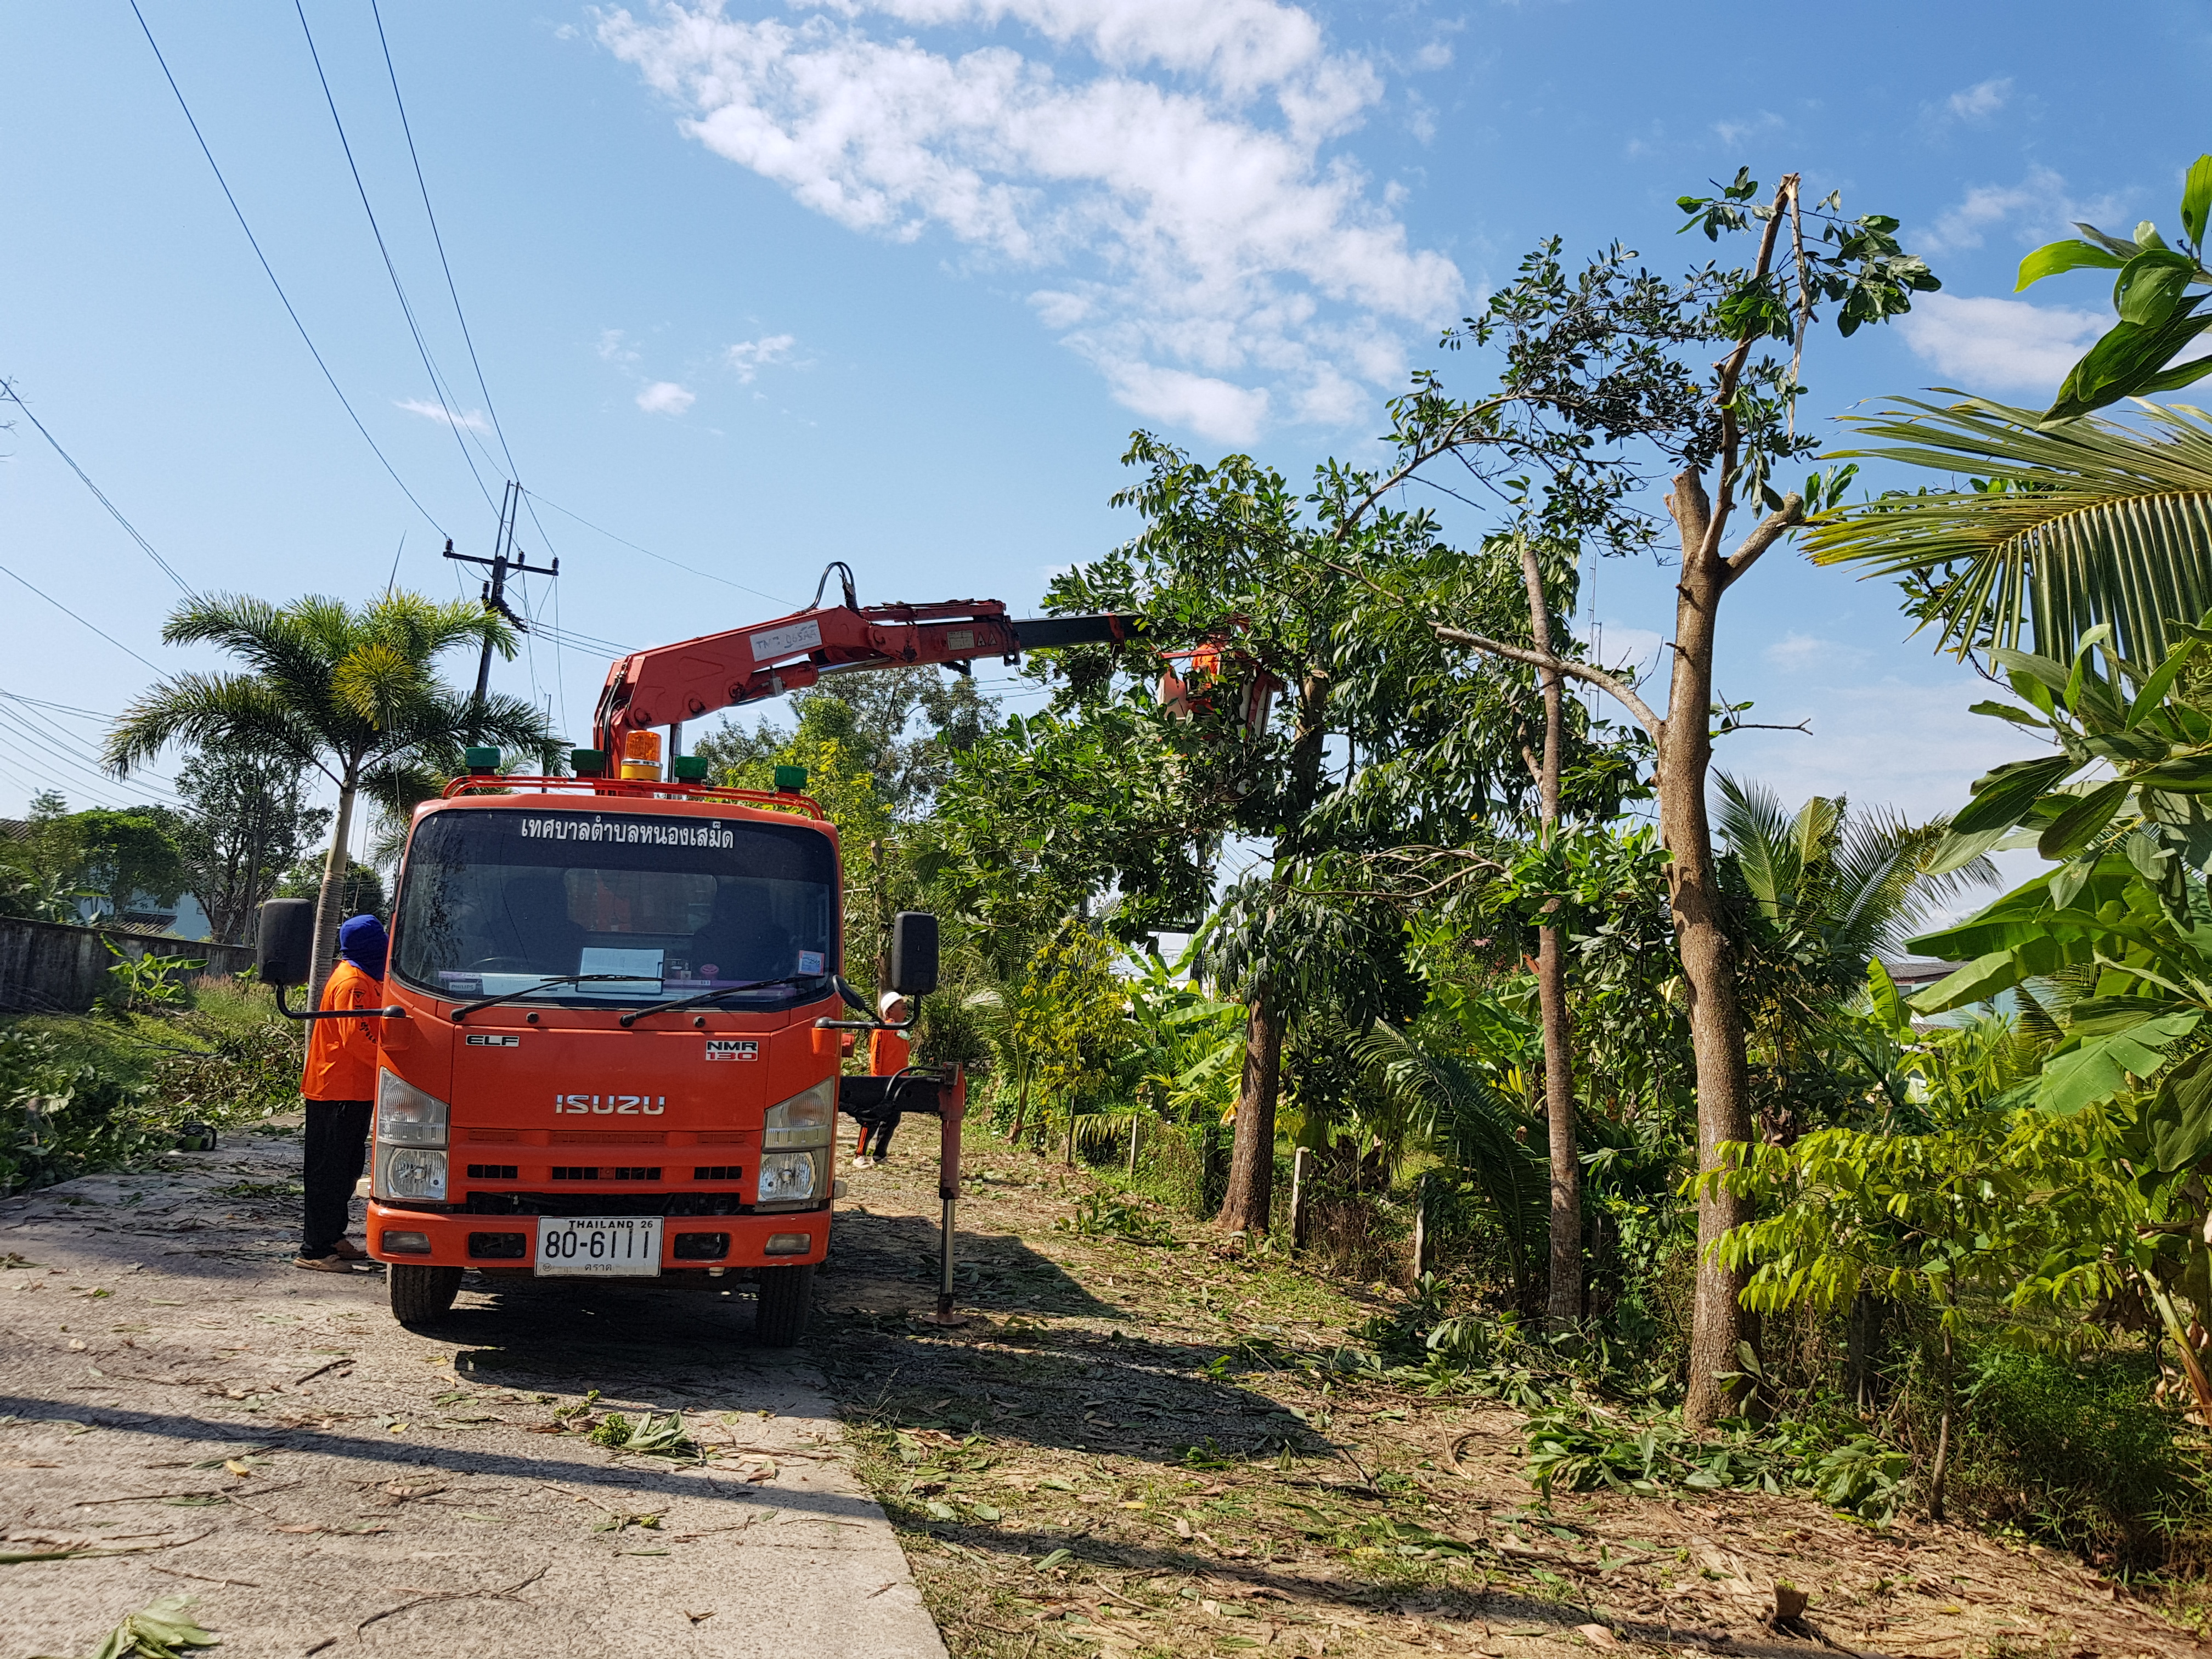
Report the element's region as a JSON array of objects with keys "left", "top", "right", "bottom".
[
  {"left": 1127, "top": 1114, "right": 1141, "bottom": 1178},
  {"left": 1412, "top": 1171, "right": 1429, "bottom": 1279},
  {"left": 1289, "top": 1147, "right": 1310, "bottom": 1249},
  {"left": 1065, "top": 1107, "right": 1077, "bottom": 1167}
]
